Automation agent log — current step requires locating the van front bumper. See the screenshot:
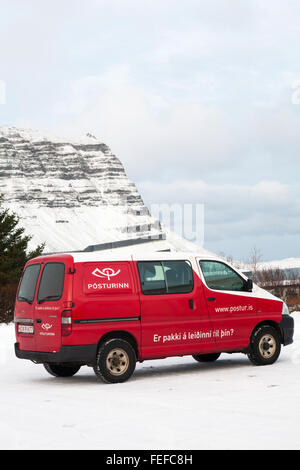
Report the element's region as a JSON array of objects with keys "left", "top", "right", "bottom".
[
  {"left": 15, "top": 343, "right": 98, "bottom": 365},
  {"left": 280, "top": 314, "right": 294, "bottom": 346}
]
